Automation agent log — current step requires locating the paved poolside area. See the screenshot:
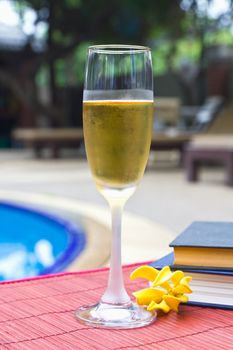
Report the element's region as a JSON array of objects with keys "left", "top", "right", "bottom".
[{"left": 0, "top": 149, "right": 232, "bottom": 267}]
